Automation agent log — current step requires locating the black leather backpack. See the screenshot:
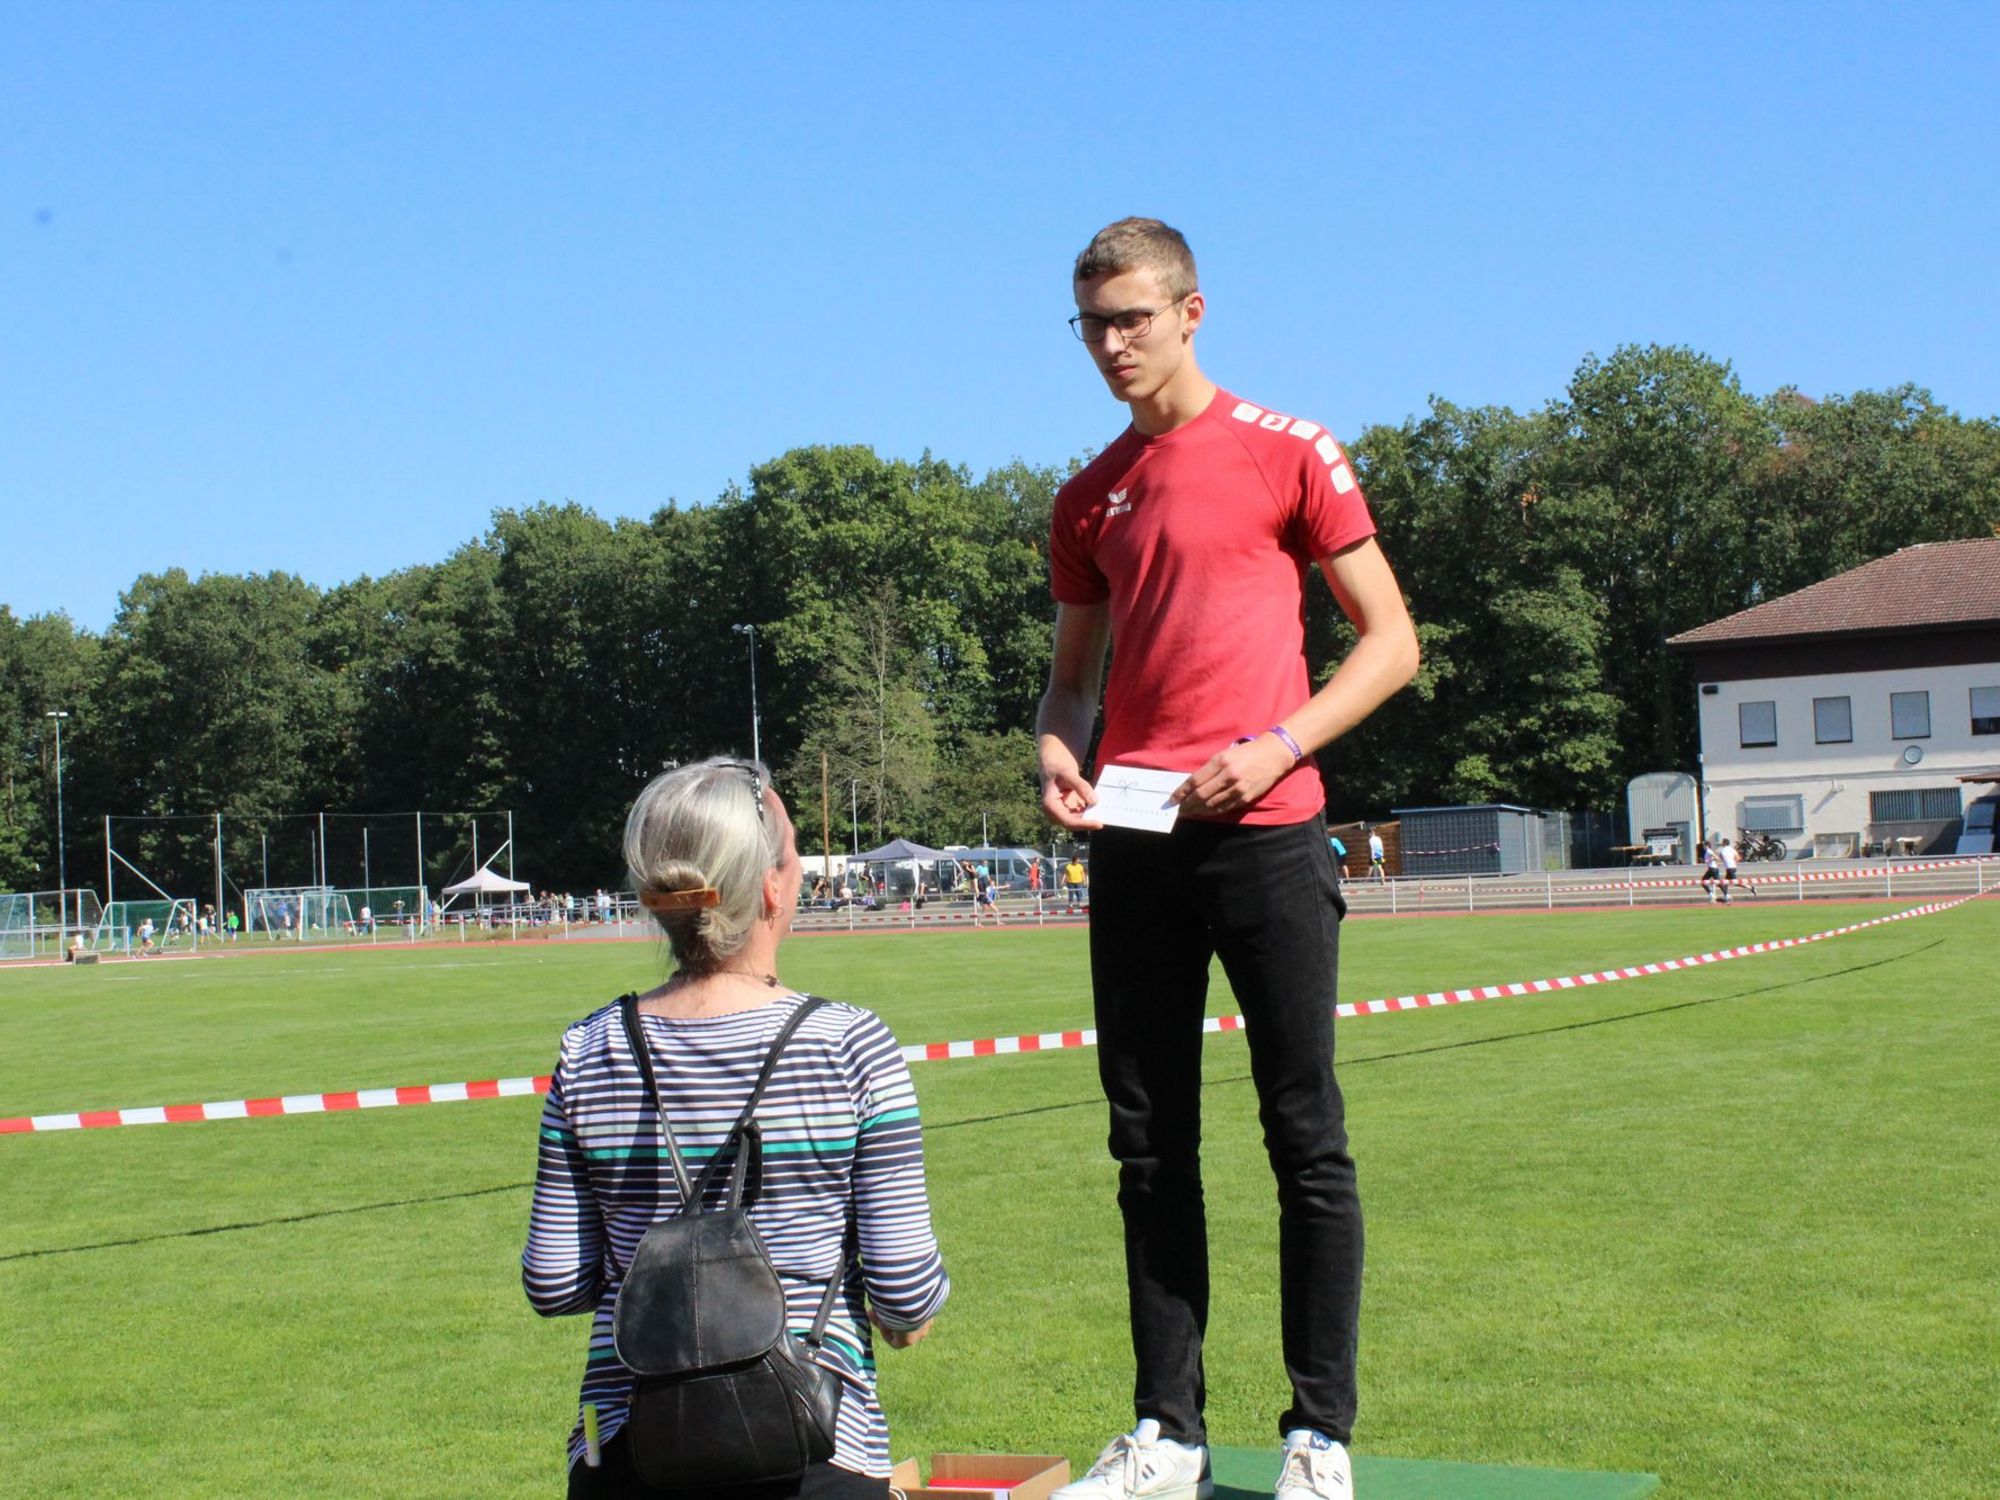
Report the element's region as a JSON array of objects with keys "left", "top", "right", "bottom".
[{"left": 612, "top": 994, "right": 849, "bottom": 1490}]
